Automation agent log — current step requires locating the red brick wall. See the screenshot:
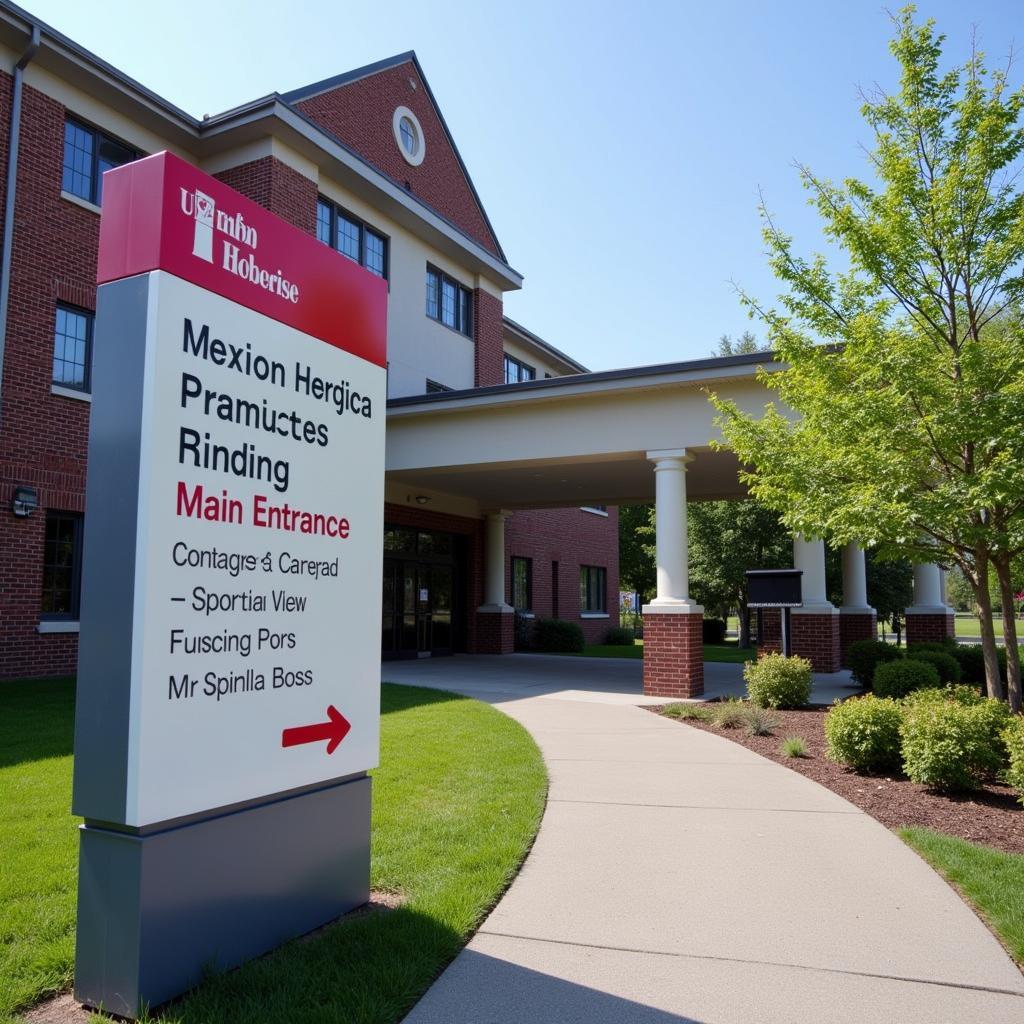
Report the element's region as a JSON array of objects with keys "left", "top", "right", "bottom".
[
  {"left": 213, "top": 157, "right": 318, "bottom": 235},
  {"left": 790, "top": 611, "right": 841, "bottom": 673},
  {"left": 0, "top": 81, "right": 97, "bottom": 679},
  {"left": 293, "top": 62, "right": 501, "bottom": 257},
  {"left": 474, "top": 289, "right": 504, "bottom": 387},
  {"left": 642, "top": 611, "right": 703, "bottom": 698},
  {"left": 758, "top": 608, "right": 782, "bottom": 655},
  {"left": 506, "top": 507, "right": 620, "bottom": 645},
  {"left": 905, "top": 612, "right": 955, "bottom": 646},
  {"left": 839, "top": 611, "right": 876, "bottom": 668}
]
